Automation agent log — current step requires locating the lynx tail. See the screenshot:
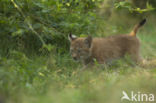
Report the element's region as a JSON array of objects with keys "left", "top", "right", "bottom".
[{"left": 130, "top": 19, "right": 146, "bottom": 36}]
